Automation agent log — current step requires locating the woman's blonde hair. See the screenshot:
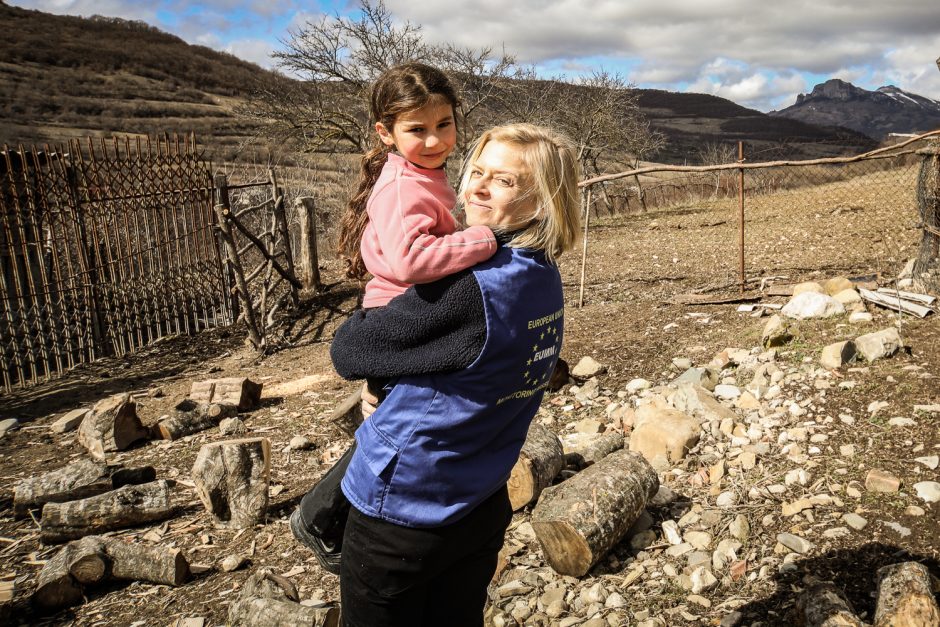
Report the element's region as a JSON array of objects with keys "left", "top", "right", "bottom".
[{"left": 457, "top": 123, "right": 581, "bottom": 262}]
